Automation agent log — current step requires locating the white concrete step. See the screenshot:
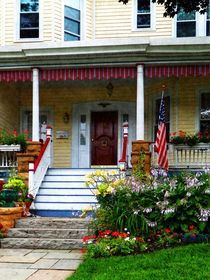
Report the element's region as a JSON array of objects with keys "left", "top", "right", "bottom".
[
  {"left": 36, "top": 195, "right": 97, "bottom": 203},
  {"left": 41, "top": 181, "right": 92, "bottom": 188},
  {"left": 44, "top": 175, "right": 89, "bottom": 182},
  {"left": 31, "top": 202, "right": 96, "bottom": 211},
  {"left": 47, "top": 168, "right": 118, "bottom": 176},
  {"left": 39, "top": 188, "right": 95, "bottom": 195}
]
